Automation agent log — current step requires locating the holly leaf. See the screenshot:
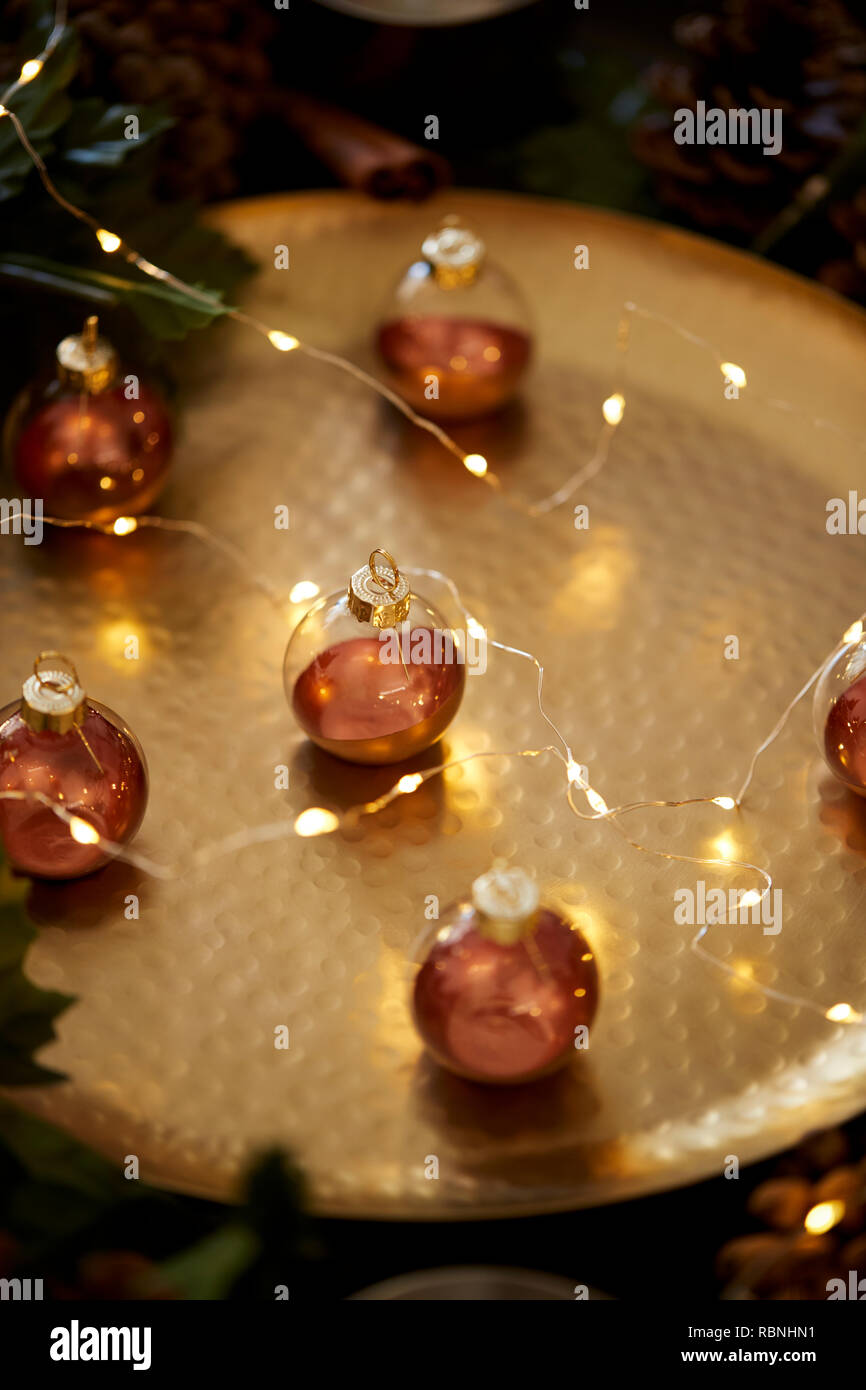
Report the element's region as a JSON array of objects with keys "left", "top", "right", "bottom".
[
  {"left": 515, "top": 113, "right": 655, "bottom": 210},
  {"left": 242, "top": 1149, "right": 309, "bottom": 1245},
  {"left": 152, "top": 1224, "right": 261, "bottom": 1300},
  {"left": 0, "top": 2, "right": 256, "bottom": 350},
  {"left": 152, "top": 1150, "right": 309, "bottom": 1299},
  {"left": 496, "top": 51, "right": 655, "bottom": 213},
  {"left": 0, "top": 850, "right": 73, "bottom": 1087},
  {"left": 0, "top": 20, "right": 78, "bottom": 201},
  {"left": 0, "top": 1098, "right": 152, "bottom": 1251},
  {"left": 0, "top": 253, "right": 235, "bottom": 339},
  {"left": 58, "top": 101, "right": 175, "bottom": 170},
  {"left": 0, "top": 1100, "right": 128, "bottom": 1207}
]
